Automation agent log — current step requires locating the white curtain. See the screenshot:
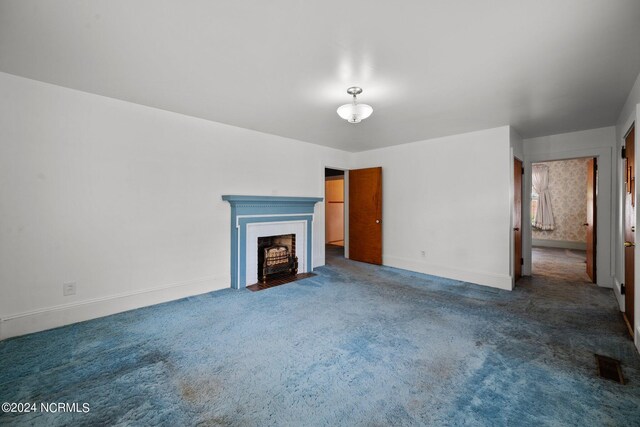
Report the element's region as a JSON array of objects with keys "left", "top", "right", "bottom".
[{"left": 532, "top": 164, "right": 555, "bottom": 230}]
